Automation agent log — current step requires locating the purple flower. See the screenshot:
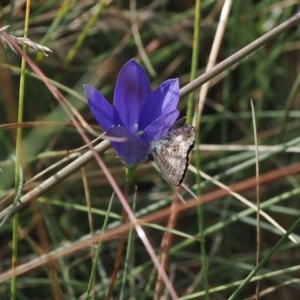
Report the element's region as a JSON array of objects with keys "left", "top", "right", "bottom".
[{"left": 84, "top": 59, "right": 180, "bottom": 167}]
